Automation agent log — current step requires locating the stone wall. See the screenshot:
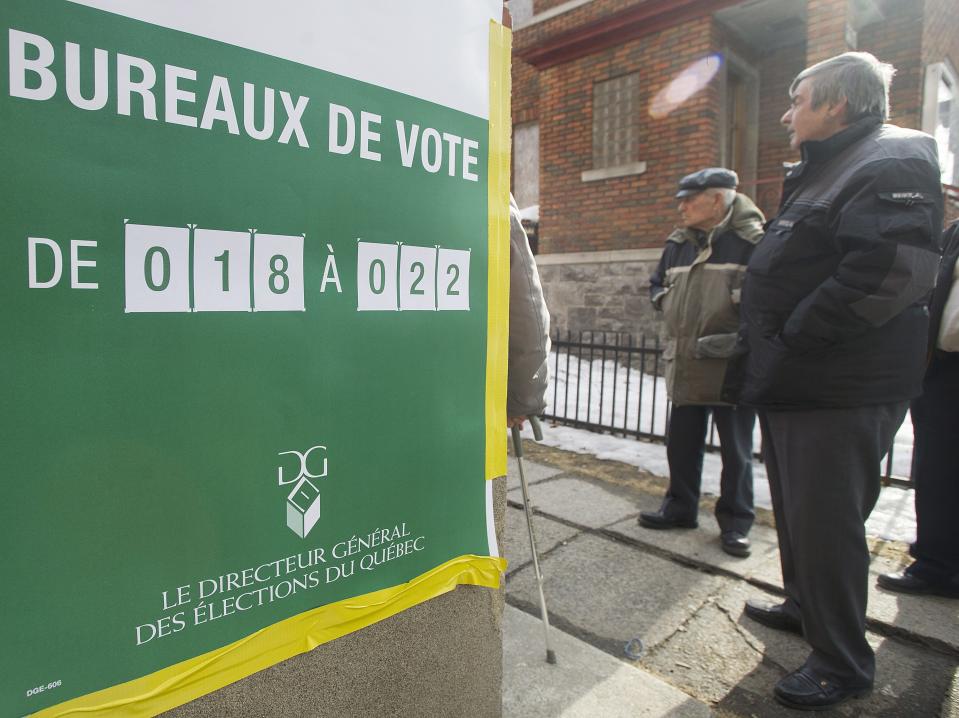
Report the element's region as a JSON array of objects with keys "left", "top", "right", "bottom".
[{"left": 537, "top": 252, "right": 666, "bottom": 340}]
